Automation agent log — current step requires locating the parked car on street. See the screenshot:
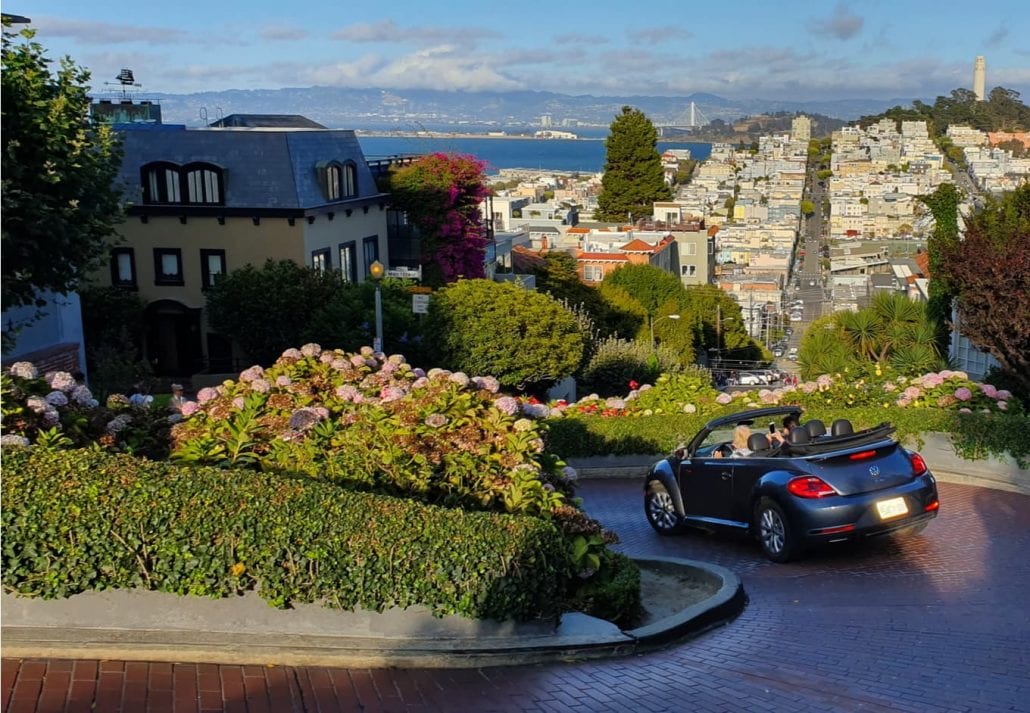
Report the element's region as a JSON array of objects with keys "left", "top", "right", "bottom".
[
  {"left": 736, "top": 372, "right": 765, "bottom": 386},
  {"left": 643, "top": 407, "right": 940, "bottom": 562}
]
